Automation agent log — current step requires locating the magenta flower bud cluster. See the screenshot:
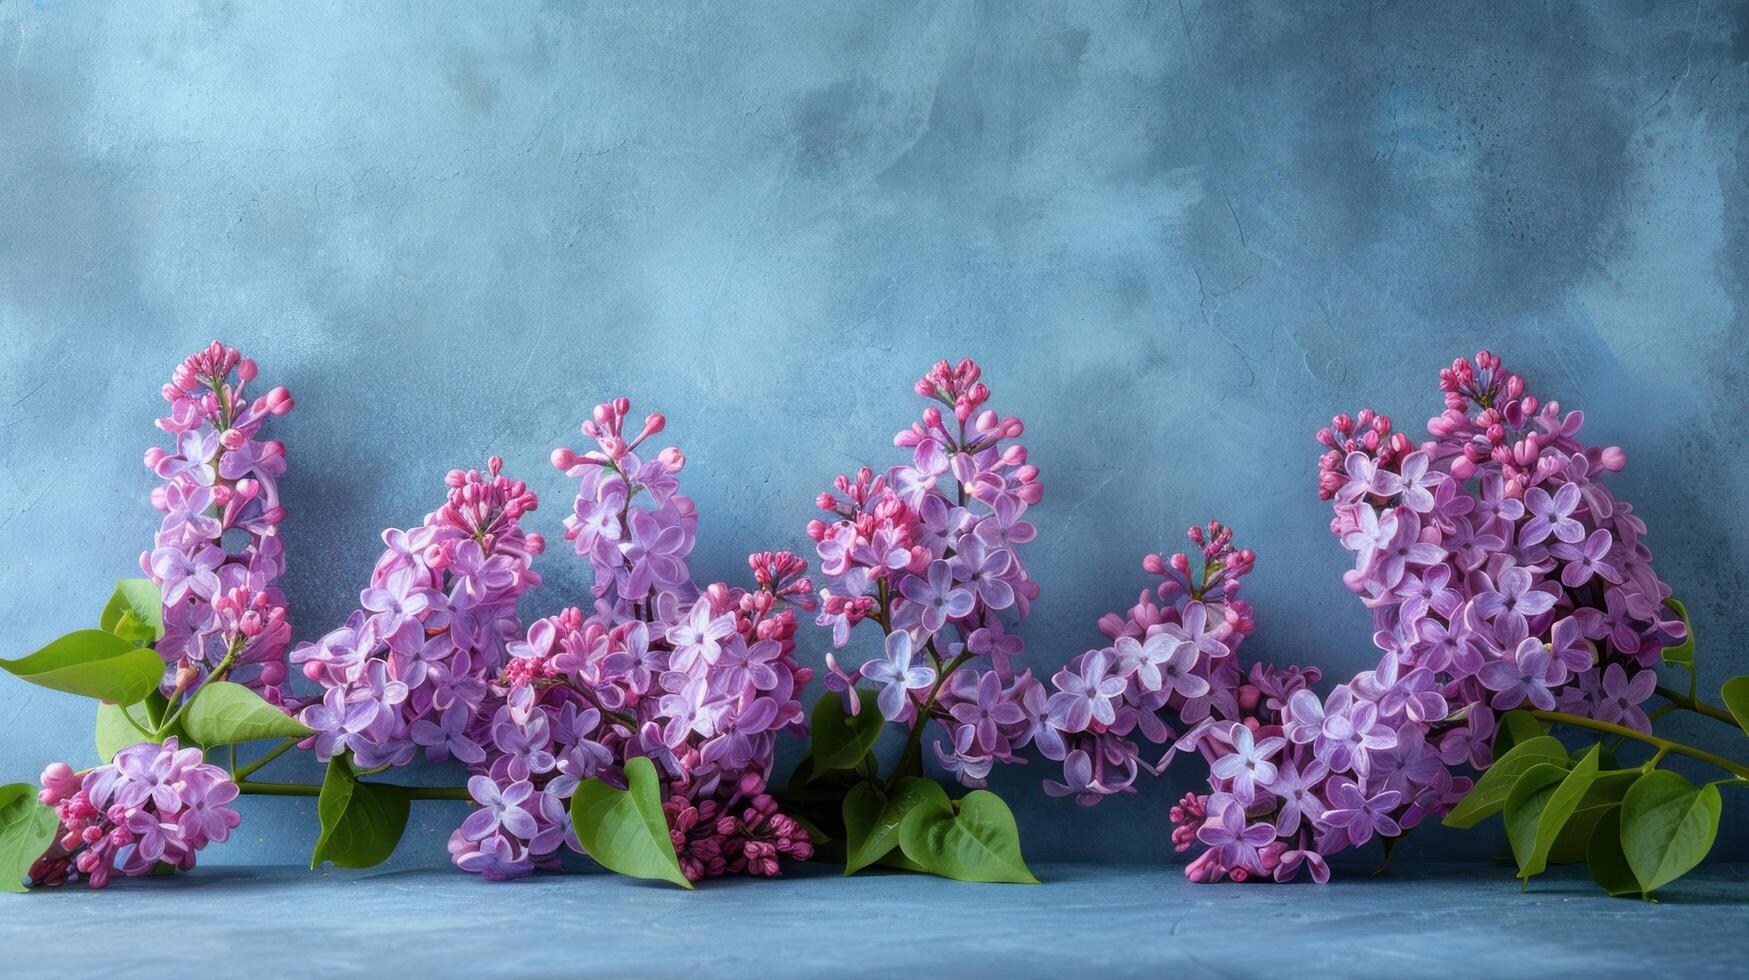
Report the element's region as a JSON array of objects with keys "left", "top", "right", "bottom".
[
  {"left": 806, "top": 359, "right": 1048, "bottom": 785},
  {"left": 665, "top": 771, "right": 814, "bottom": 882},
  {"left": 29, "top": 741, "right": 240, "bottom": 889},
  {"left": 1036, "top": 522, "right": 1263, "bottom": 804},
  {"left": 446, "top": 402, "right": 815, "bottom": 880},
  {"left": 292, "top": 457, "right": 545, "bottom": 770},
  {"left": 142, "top": 340, "right": 296, "bottom": 703}
]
